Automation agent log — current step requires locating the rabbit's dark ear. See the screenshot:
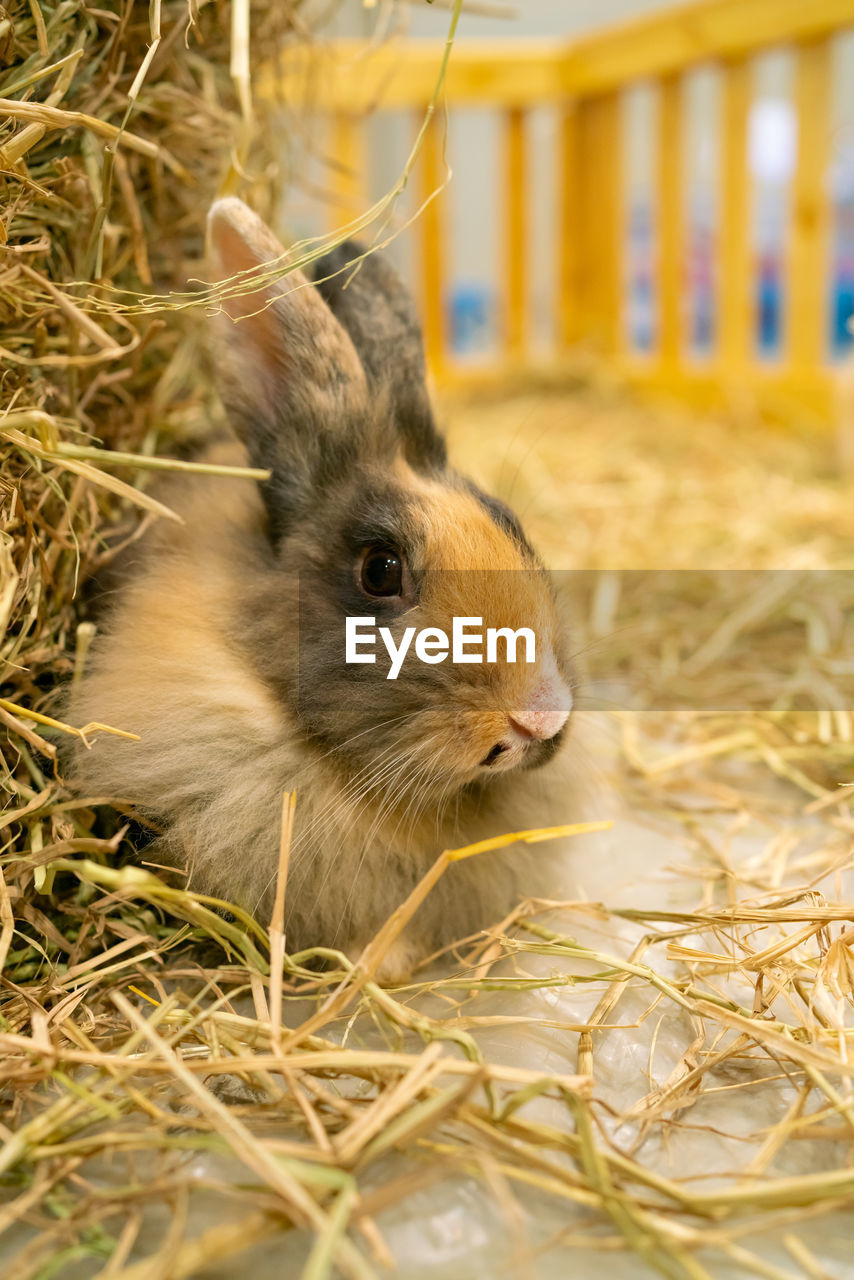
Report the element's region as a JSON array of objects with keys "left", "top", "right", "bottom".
[
  {"left": 207, "top": 199, "right": 369, "bottom": 541},
  {"left": 309, "top": 242, "right": 446, "bottom": 471}
]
